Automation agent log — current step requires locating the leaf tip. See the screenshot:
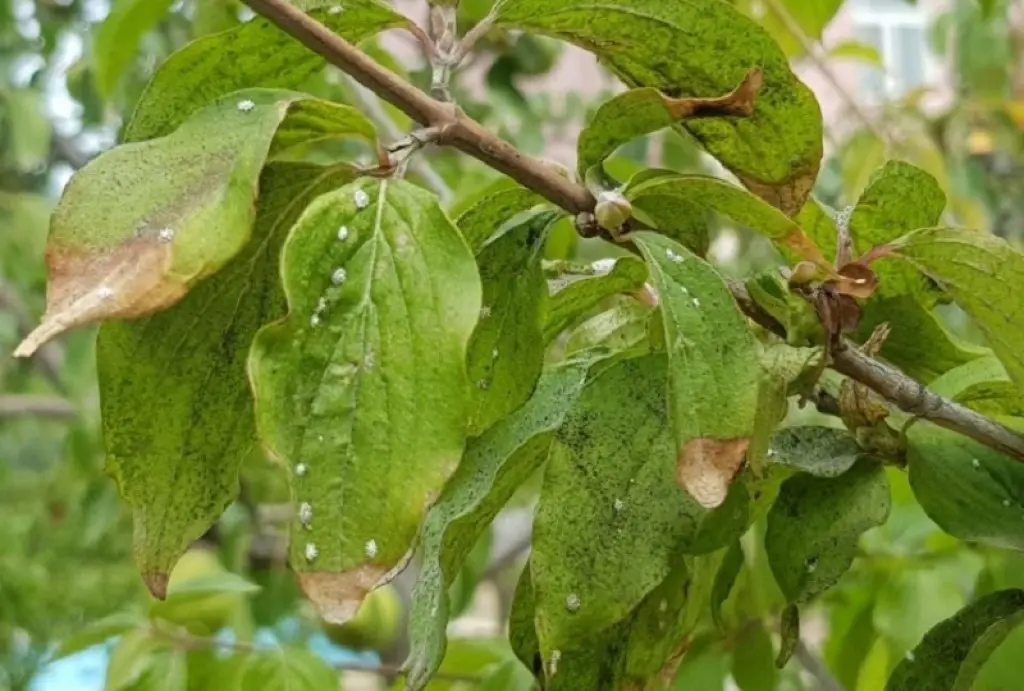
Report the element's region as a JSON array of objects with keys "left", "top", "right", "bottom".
[
  {"left": 676, "top": 437, "right": 750, "bottom": 508},
  {"left": 143, "top": 571, "right": 170, "bottom": 600},
  {"left": 298, "top": 565, "right": 390, "bottom": 625}
]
